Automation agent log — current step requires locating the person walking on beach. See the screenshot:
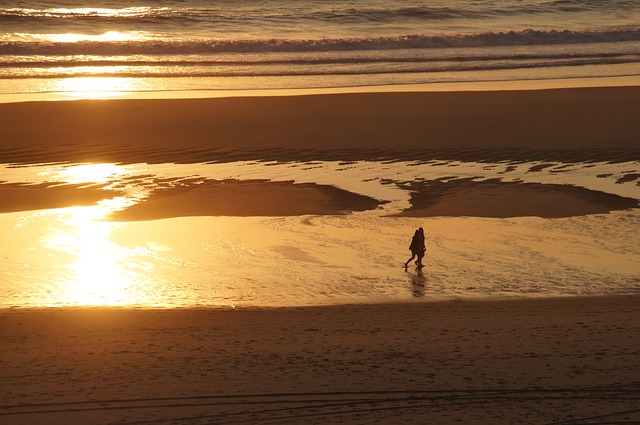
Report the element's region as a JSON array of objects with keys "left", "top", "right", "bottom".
[{"left": 404, "top": 227, "right": 425, "bottom": 270}]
